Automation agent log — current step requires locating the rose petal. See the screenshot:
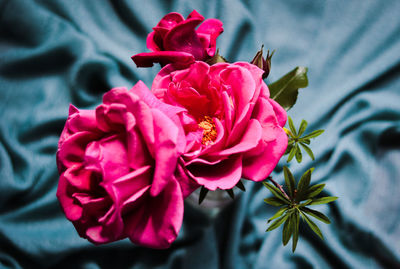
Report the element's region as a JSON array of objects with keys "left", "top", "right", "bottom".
[{"left": 132, "top": 51, "right": 195, "bottom": 68}]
